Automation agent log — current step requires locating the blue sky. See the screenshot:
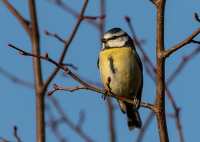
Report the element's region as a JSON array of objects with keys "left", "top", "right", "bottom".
[{"left": 0, "top": 0, "right": 200, "bottom": 142}]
